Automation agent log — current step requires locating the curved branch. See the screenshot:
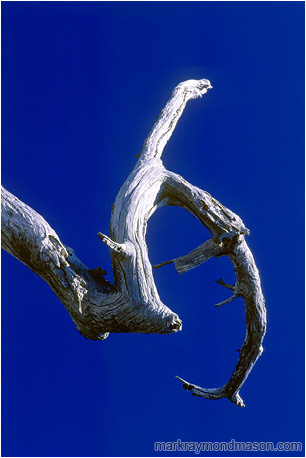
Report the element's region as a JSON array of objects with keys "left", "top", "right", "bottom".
[
  {"left": 2, "top": 78, "right": 266, "bottom": 406},
  {"left": 173, "top": 235, "right": 266, "bottom": 407},
  {"left": 145, "top": 168, "right": 266, "bottom": 407},
  {"left": 1, "top": 187, "right": 181, "bottom": 338},
  {"left": 141, "top": 78, "right": 212, "bottom": 160}
]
